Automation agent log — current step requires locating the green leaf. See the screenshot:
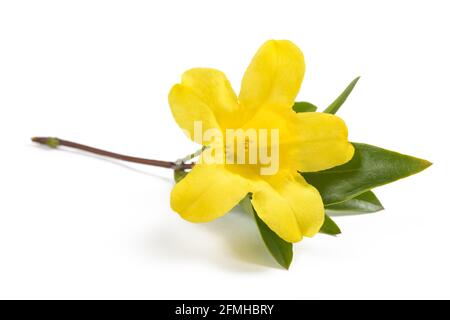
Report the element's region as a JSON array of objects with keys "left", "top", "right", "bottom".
[
  {"left": 293, "top": 101, "right": 318, "bottom": 113},
  {"left": 325, "top": 190, "right": 384, "bottom": 216},
  {"left": 319, "top": 214, "right": 341, "bottom": 235},
  {"left": 303, "top": 143, "right": 432, "bottom": 205},
  {"left": 323, "top": 76, "right": 360, "bottom": 114},
  {"left": 240, "top": 195, "right": 293, "bottom": 269},
  {"left": 174, "top": 169, "right": 188, "bottom": 182}
]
